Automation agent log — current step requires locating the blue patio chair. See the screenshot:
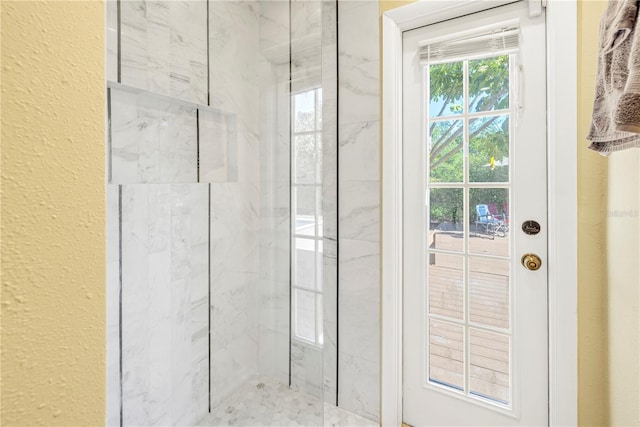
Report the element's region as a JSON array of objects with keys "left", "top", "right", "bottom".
[{"left": 475, "top": 204, "right": 507, "bottom": 237}]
